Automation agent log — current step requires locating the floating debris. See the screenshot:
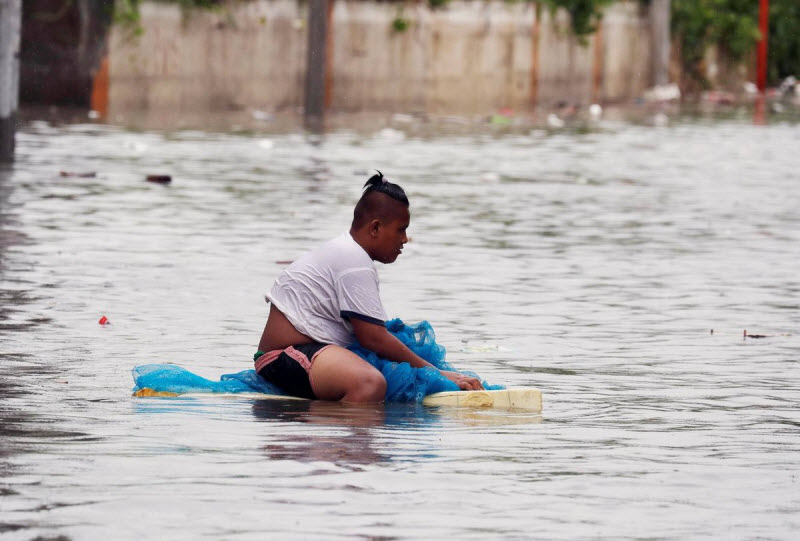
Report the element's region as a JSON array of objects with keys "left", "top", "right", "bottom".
[
  {"left": 702, "top": 90, "right": 736, "bottom": 105},
  {"left": 98, "top": 315, "right": 109, "bottom": 325},
  {"left": 490, "top": 114, "right": 511, "bottom": 126},
  {"left": 480, "top": 172, "right": 500, "bottom": 183},
  {"left": 546, "top": 113, "right": 565, "bottom": 129},
  {"left": 146, "top": 175, "right": 172, "bottom": 184},
  {"left": 256, "top": 139, "right": 275, "bottom": 150},
  {"left": 643, "top": 83, "right": 681, "bottom": 102},
  {"left": 391, "top": 113, "right": 415, "bottom": 124},
  {"left": 743, "top": 81, "right": 759, "bottom": 95},
  {"left": 251, "top": 110, "right": 273, "bottom": 122},
  {"left": 653, "top": 113, "right": 669, "bottom": 127},
  {"left": 60, "top": 171, "right": 96, "bottom": 178}
]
